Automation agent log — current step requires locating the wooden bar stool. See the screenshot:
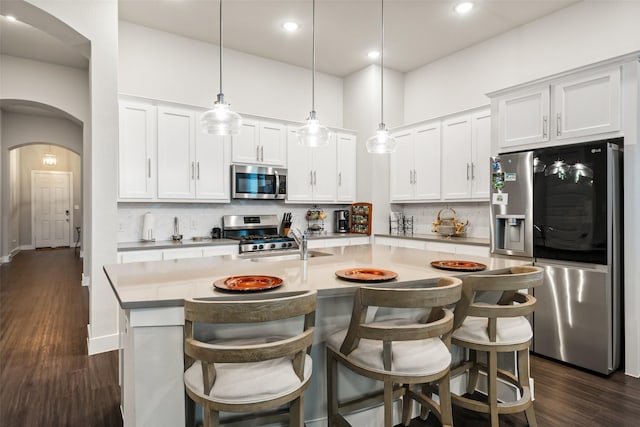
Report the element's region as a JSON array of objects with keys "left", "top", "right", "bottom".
[
  {"left": 183, "top": 290, "right": 317, "bottom": 427},
  {"left": 326, "top": 277, "right": 462, "bottom": 427},
  {"left": 450, "top": 266, "right": 544, "bottom": 426}
]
